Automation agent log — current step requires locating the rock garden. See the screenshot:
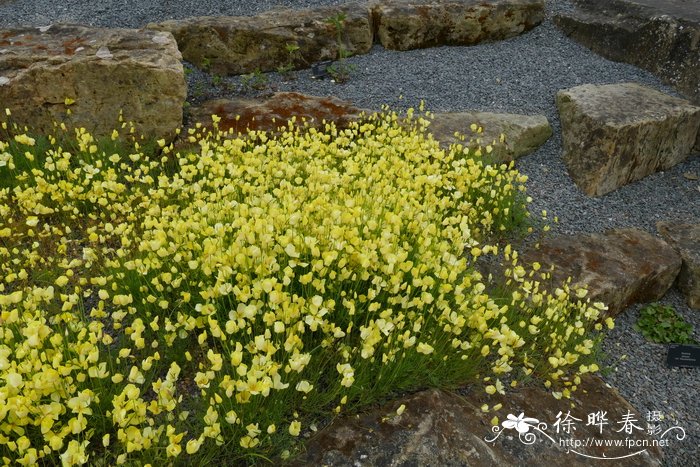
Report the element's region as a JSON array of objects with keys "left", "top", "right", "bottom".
[{"left": 0, "top": 0, "right": 698, "bottom": 465}]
